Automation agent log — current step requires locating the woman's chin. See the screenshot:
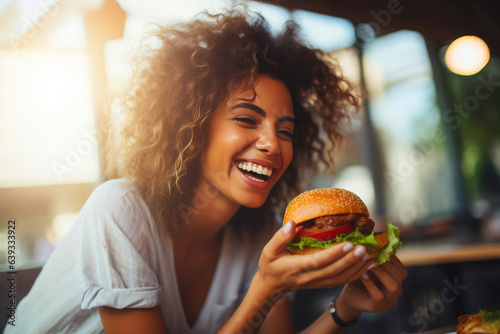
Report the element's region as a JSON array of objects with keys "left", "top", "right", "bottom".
[{"left": 238, "top": 196, "right": 268, "bottom": 209}]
